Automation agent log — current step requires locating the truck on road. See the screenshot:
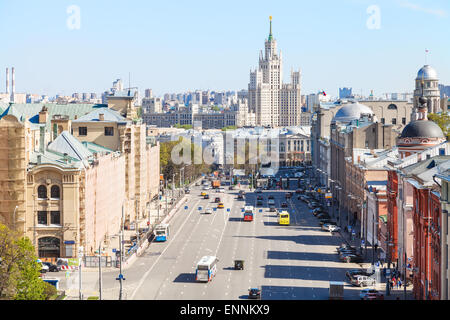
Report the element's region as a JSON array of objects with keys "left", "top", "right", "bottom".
[{"left": 212, "top": 180, "right": 221, "bottom": 189}]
